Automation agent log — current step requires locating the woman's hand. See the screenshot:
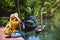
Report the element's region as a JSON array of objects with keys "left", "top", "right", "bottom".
[
  {"left": 13, "top": 13, "right": 21, "bottom": 21},
  {"left": 14, "top": 13, "right": 18, "bottom": 17}
]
